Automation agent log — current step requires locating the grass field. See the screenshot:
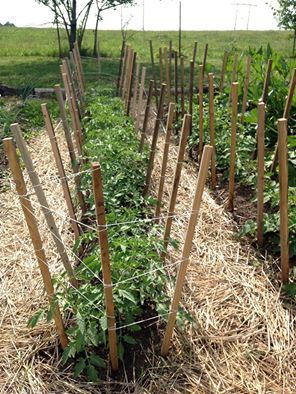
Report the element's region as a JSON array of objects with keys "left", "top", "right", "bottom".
[{"left": 0, "top": 27, "right": 295, "bottom": 88}]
